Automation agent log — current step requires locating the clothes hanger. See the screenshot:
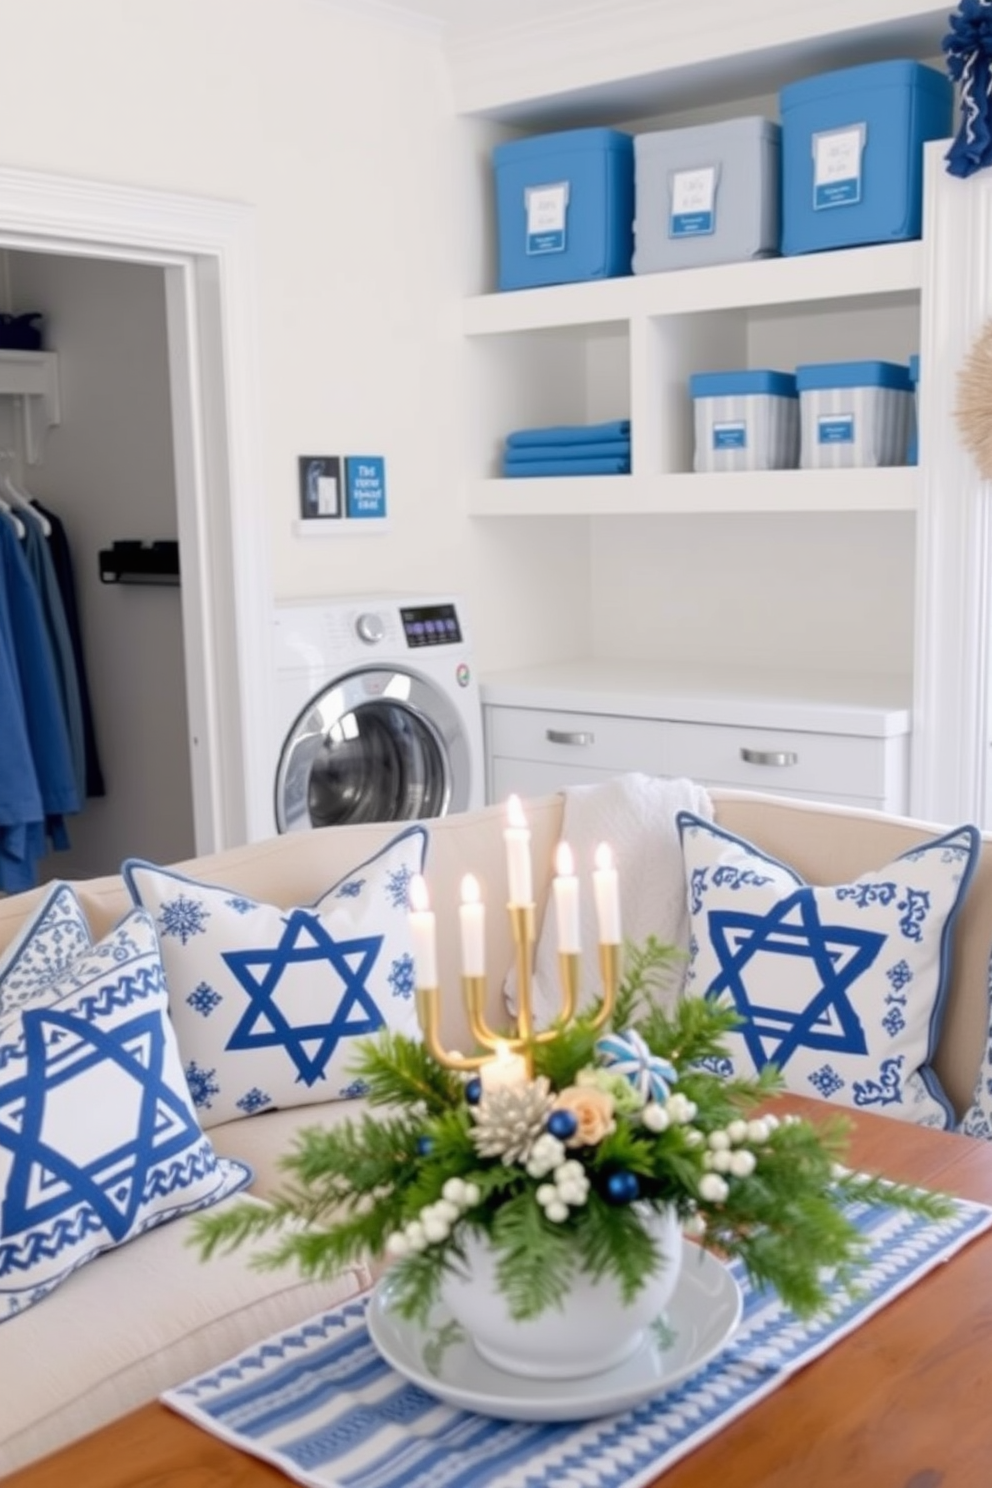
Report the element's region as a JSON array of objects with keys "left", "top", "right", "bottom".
[
  {"left": 0, "top": 493, "right": 26, "bottom": 539},
  {"left": 0, "top": 448, "right": 51, "bottom": 536}
]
